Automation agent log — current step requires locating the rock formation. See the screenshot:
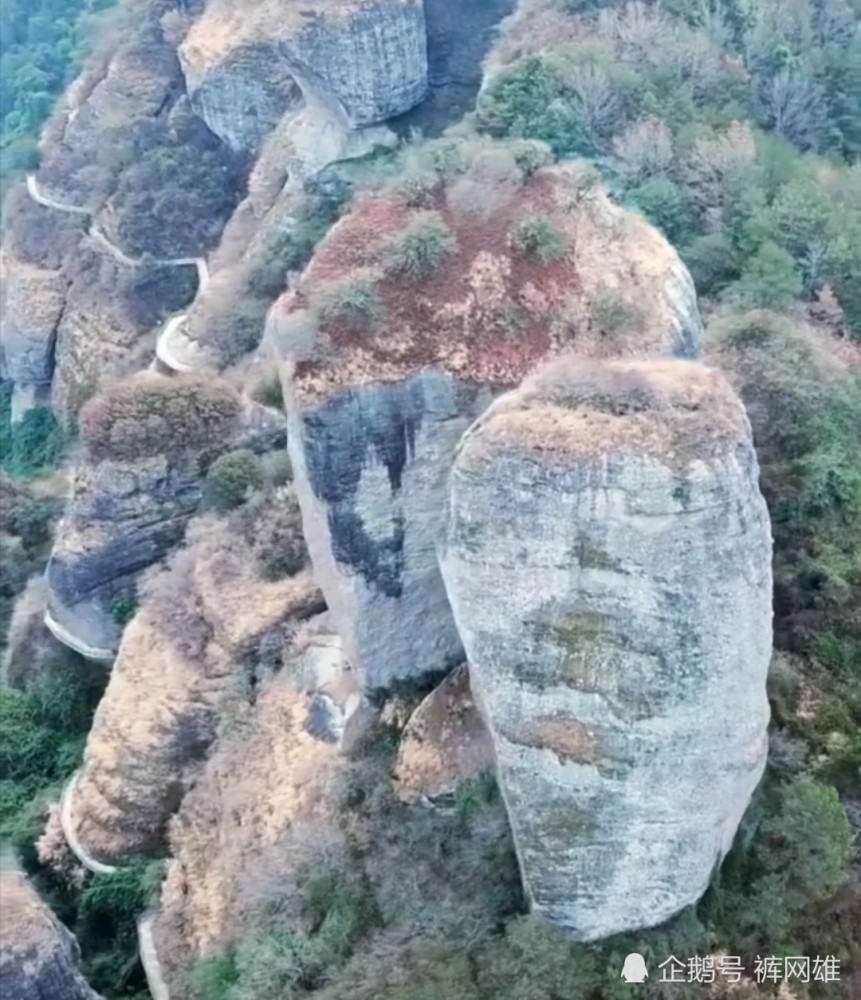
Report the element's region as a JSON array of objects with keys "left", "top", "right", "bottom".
[
  {"left": 272, "top": 152, "right": 703, "bottom": 688},
  {"left": 393, "top": 663, "right": 495, "bottom": 802},
  {"left": 154, "top": 616, "right": 356, "bottom": 960},
  {"left": 68, "top": 512, "right": 323, "bottom": 863},
  {"left": 44, "top": 373, "right": 283, "bottom": 658},
  {"left": 439, "top": 356, "right": 773, "bottom": 940},
  {"left": 0, "top": 256, "right": 67, "bottom": 418},
  {"left": 179, "top": 0, "right": 428, "bottom": 155},
  {"left": 0, "top": 867, "right": 101, "bottom": 1000}
]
